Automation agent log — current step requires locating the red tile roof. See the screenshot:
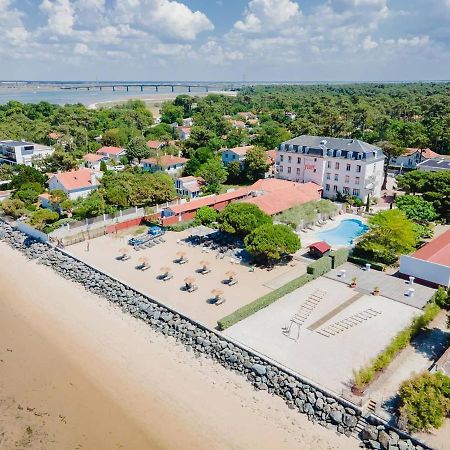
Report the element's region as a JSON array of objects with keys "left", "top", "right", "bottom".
[
  {"left": 231, "top": 120, "right": 246, "bottom": 128},
  {"left": 266, "top": 149, "right": 277, "bottom": 163},
  {"left": 411, "top": 229, "right": 450, "bottom": 267},
  {"left": 83, "top": 153, "right": 104, "bottom": 162},
  {"left": 52, "top": 168, "right": 98, "bottom": 191},
  {"left": 97, "top": 146, "right": 125, "bottom": 156},
  {"left": 244, "top": 181, "right": 322, "bottom": 216},
  {"left": 402, "top": 148, "right": 440, "bottom": 159},
  {"left": 167, "top": 188, "right": 251, "bottom": 215},
  {"left": 221, "top": 145, "right": 253, "bottom": 156},
  {"left": 48, "top": 132, "right": 63, "bottom": 140},
  {"left": 147, "top": 140, "right": 164, "bottom": 149},
  {"left": 309, "top": 241, "right": 331, "bottom": 254},
  {"left": 142, "top": 155, "right": 188, "bottom": 167}
]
